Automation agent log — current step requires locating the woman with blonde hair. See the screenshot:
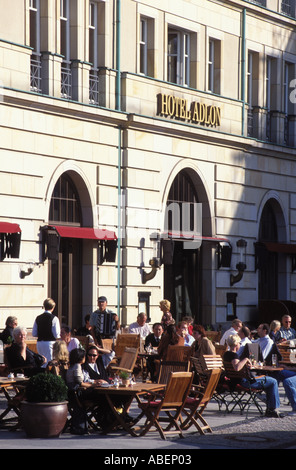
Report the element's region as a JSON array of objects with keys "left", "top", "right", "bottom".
[
  {"left": 47, "top": 340, "right": 69, "bottom": 378},
  {"left": 159, "top": 299, "right": 174, "bottom": 330},
  {"left": 270, "top": 320, "right": 281, "bottom": 343},
  {"left": 224, "top": 334, "right": 283, "bottom": 418}
]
